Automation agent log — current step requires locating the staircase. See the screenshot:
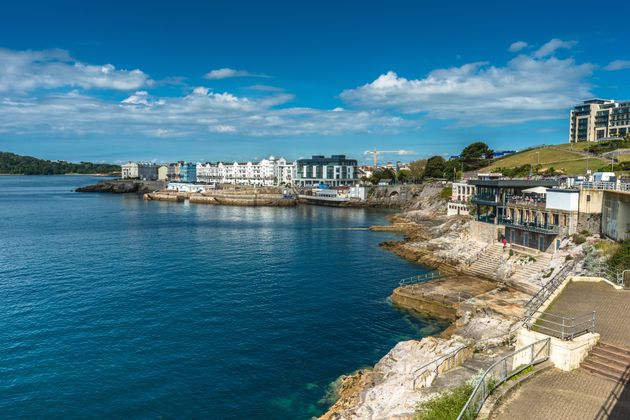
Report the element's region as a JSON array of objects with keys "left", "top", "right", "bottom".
[
  {"left": 464, "top": 244, "right": 505, "bottom": 280},
  {"left": 582, "top": 342, "right": 630, "bottom": 383},
  {"left": 507, "top": 253, "right": 553, "bottom": 295}
]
